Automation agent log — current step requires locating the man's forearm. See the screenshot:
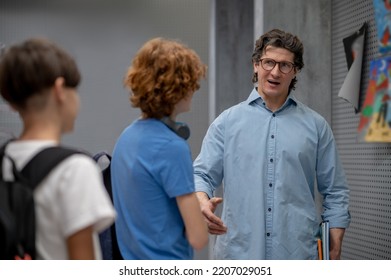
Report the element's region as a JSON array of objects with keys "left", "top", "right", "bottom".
[{"left": 329, "top": 228, "right": 345, "bottom": 259}]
